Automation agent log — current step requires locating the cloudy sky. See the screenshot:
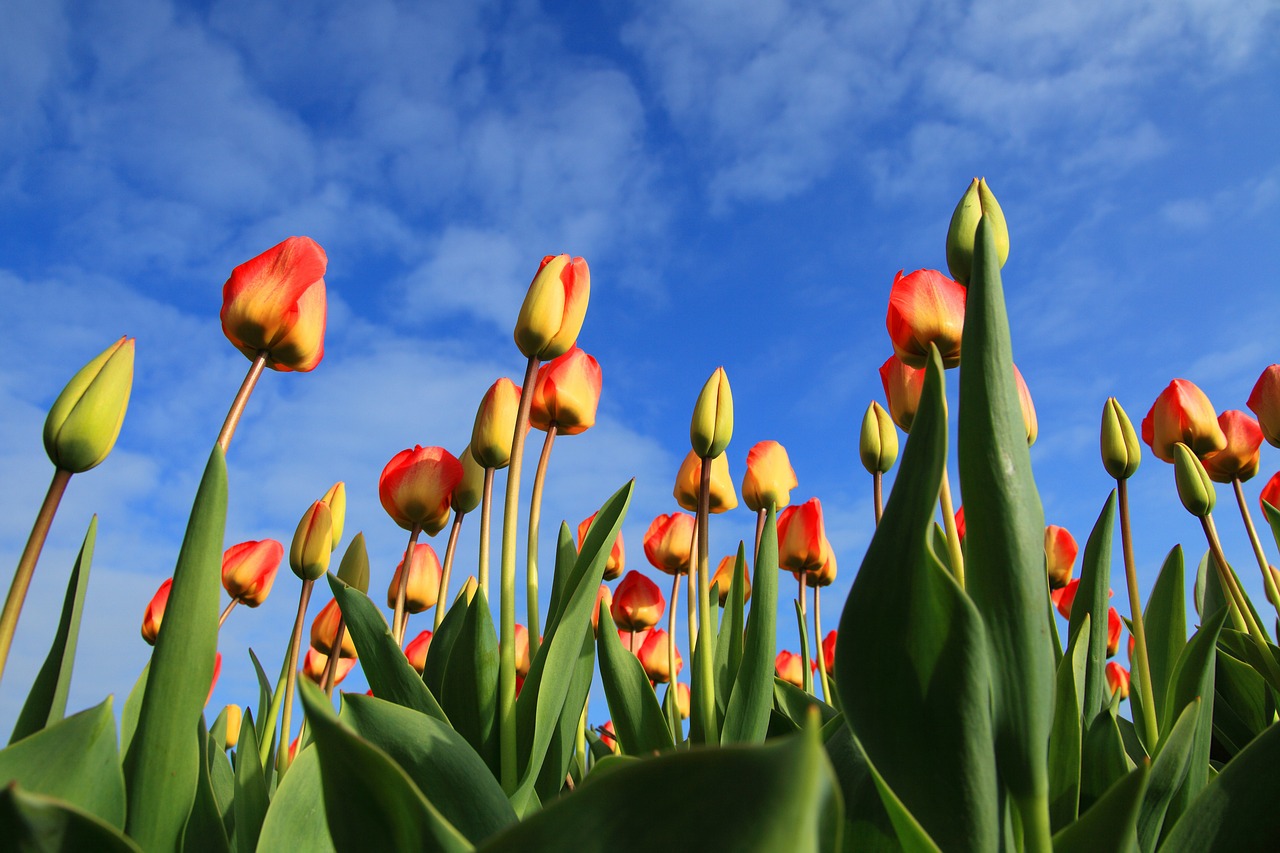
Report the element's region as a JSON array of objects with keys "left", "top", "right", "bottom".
[{"left": 2, "top": 0, "right": 1278, "bottom": 732}]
